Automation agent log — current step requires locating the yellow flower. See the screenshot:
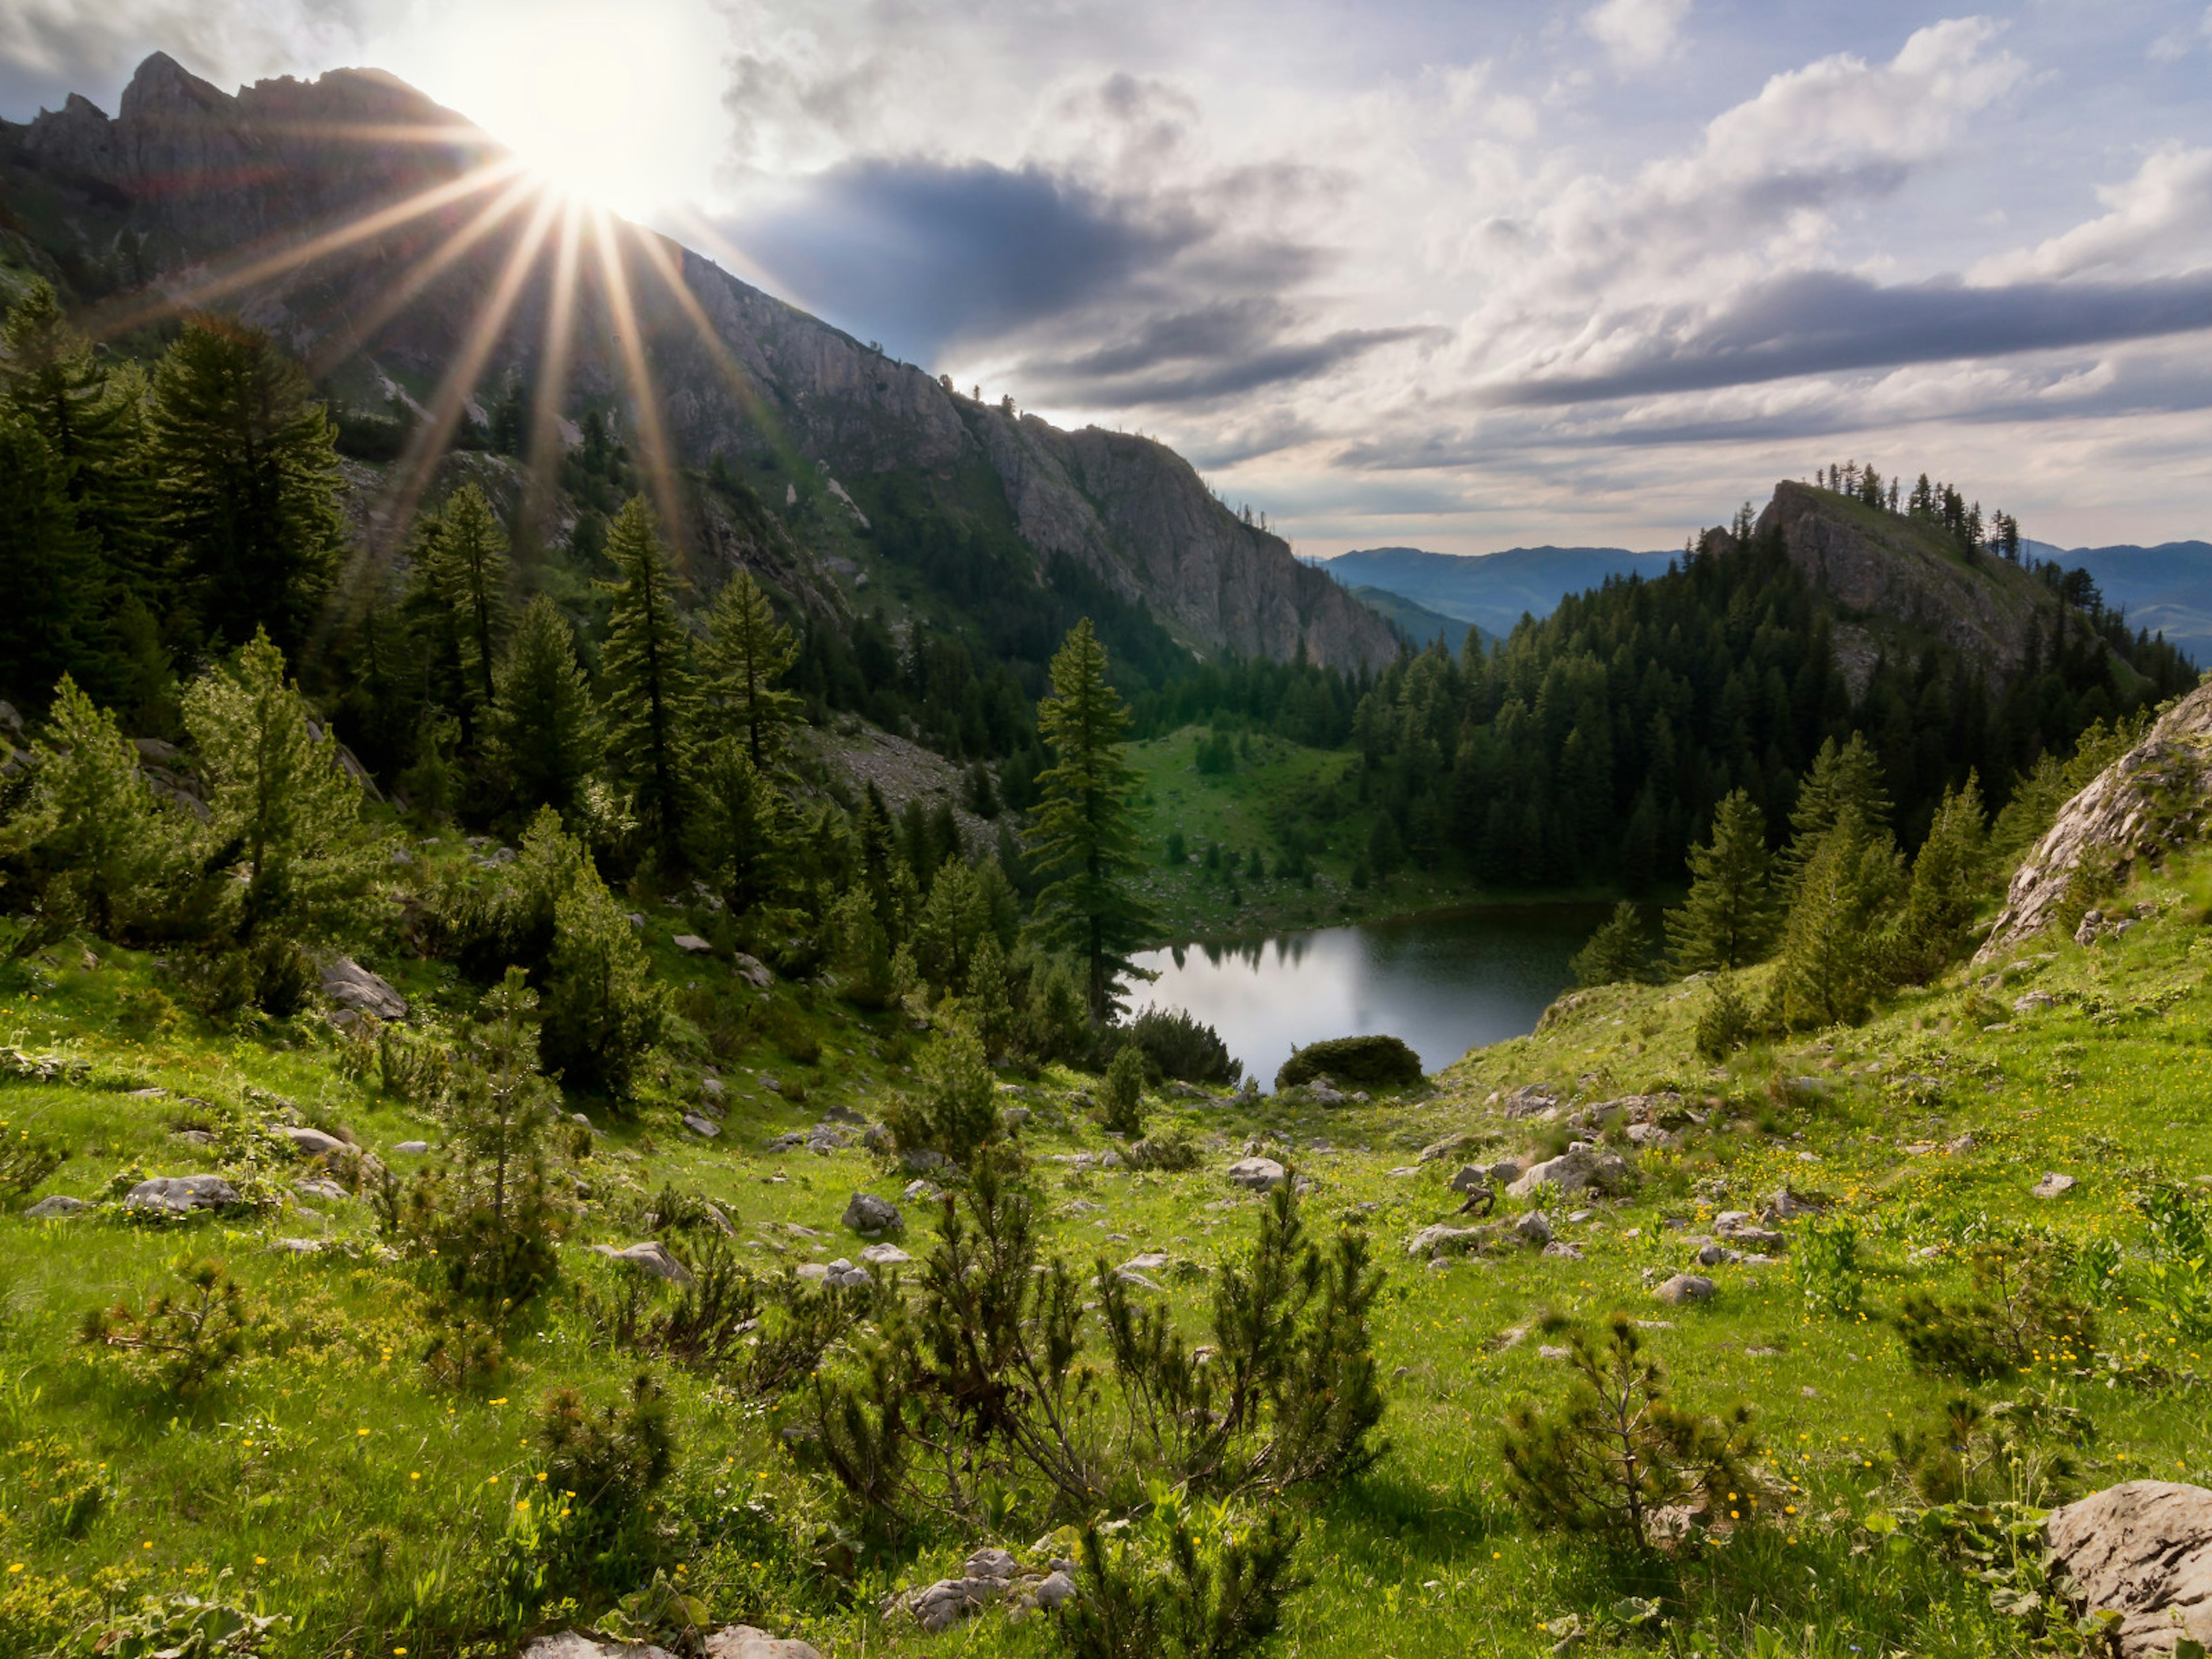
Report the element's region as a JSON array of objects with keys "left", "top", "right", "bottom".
[
  {"left": 410, "top": 1472, "right": 421, "bottom": 1481},
  {"left": 6, "top": 1565, "right": 20, "bottom": 1574},
  {"left": 255, "top": 1557, "right": 267, "bottom": 1566}
]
